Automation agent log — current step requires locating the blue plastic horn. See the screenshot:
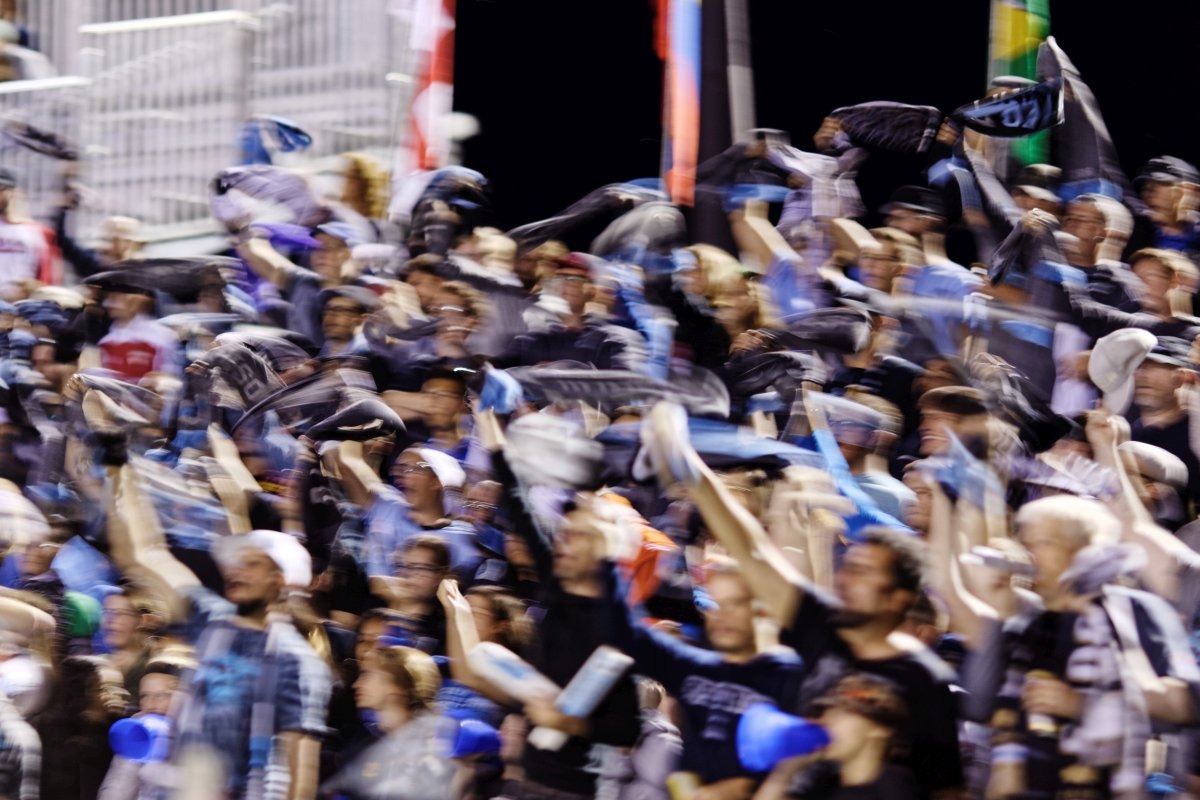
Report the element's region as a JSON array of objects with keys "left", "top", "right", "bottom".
[
  {"left": 109, "top": 714, "right": 172, "bottom": 763},
  {"left": 437, "top": 715, "right": 502, "bottom": 759},
  {"left": 736, "top": 703, "right": 830, "bottom": 772}
]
